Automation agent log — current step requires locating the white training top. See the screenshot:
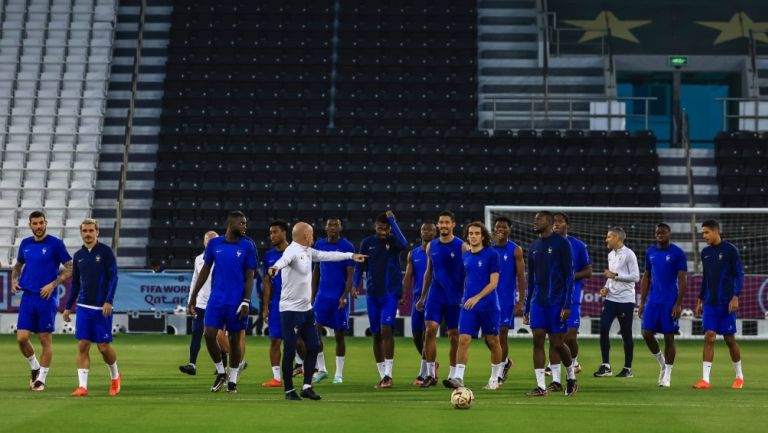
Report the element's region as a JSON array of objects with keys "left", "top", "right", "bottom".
[
  {"left": 272, "top": 241, "right": 354, "bottom": 312},
  {"left": 605, "top": 245, "right": 640, "bottom": 304},
  {"left": 188, "top": 253, "right": 213, "bottom": 309}
]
